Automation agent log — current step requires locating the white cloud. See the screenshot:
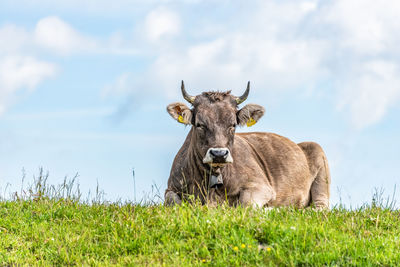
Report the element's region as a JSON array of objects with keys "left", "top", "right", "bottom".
[
  {"left": 143, "top": 35, "right": 326, "bottom": 100},
  {"left": 300, "top": 1, "right": 317, "bottom": 13},
  {"left": 103, "top": 0, "right": 400, "bottom": 129},
  {"left": 0, "top": 14, "right": 139, "bottom": 115},
  {"left": 0, "top": 17, "right": 99, "bottom": 57},
  {"left": 0, "top": 24, "right": 29, "bottom": 55},
  {"left": 106, "top": 1, "right": 327, "bottom": 100},
  {"left": 144, "top": 7, "right": 181, "bottom": 41},
  {"left": 0, "top": 16, "right": 136, "bottom": 57},
  {"left": 337, "top": 60, "right": 400, "bottom": 129},
  {"left": 0, "top": 56, "right": 57, "bottom": 114},
  {"left": 320, "top": 0, "right": 400, "bottom": 128},
  {"left": 34, "top": 16, "right": 98, "bottom": 55},
  {"left": 0, "top": 21, "right": 61, "bottom": 115},
  {"left": 3, "top": 1, "right": 398, "bottom": 129},
  {"left": 33, "top": 16, "right": 137, "bottom": 55},
  {"left": 323, "top": 0, "right": 400, "bottom": 55}
]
